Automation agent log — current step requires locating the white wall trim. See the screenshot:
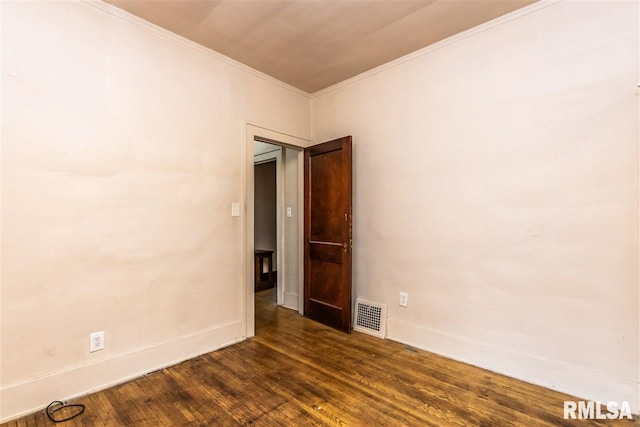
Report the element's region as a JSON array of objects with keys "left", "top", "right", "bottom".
[
  {"left": 387, "top": 317, "right": 640, "bottom": 413},
  {"left": 0, "top": 320, "right": 244, "bottom": 423},
  {"left": 79, "top": 0, "right": 310, "bottom": 98},
  {"left": 296, "top": 149, "right": 304, "bottom": 316},
  {"left": 284, "top": 292, "right": 299, "bottom": 310},
  {"left": 311, "top": 0, "right": 561, "bottom": 98}
]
